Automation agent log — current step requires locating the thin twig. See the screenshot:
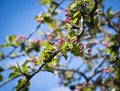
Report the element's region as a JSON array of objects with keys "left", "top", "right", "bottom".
[
  {"left": 0, "top": 75, "right": 21, "bottom": 87},
  {"left": 88, "top": 58, "right": 106, "bottom": 80},
  {"left": 51, "top": 0, "right": 64, "bottom": 15},
  {"left": 17, "top": 62, "right": 47, "bottom": 91},
  {"left": 2, "top": 23, "right": 42, "bottom": 60},
  {"left": 54, "top": 68, "right": 89, "bottom": 82}
]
